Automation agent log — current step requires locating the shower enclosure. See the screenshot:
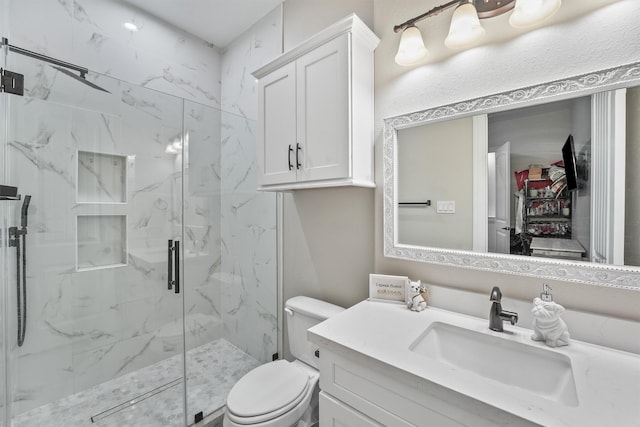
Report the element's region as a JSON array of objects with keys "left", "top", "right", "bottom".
[{"left": 1, "top": 36, "right": 277, "bottom": 426}]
